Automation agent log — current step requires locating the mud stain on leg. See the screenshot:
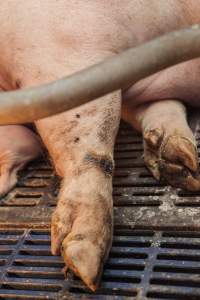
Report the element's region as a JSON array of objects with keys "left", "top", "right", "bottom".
[{"left": 84, "top": 152, "right": 114, "bottom": 176}]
